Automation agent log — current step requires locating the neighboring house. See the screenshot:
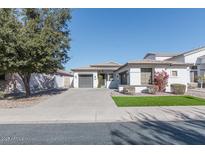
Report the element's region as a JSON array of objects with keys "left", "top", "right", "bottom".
[
  {"left": 144, "top": 46, "right": 205, "bottom": 82},
  {"left": 0, "top": 70, "right": 73, "bottom": 93},
  {"left": 144, "top": 52, "right": 182, "bottom": 61}
]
